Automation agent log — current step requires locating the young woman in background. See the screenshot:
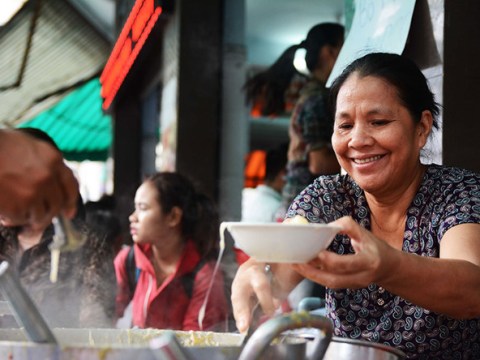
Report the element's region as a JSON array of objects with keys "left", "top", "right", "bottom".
[{"left": 115, "top": 172, "right": 229, "bottom": 331}]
